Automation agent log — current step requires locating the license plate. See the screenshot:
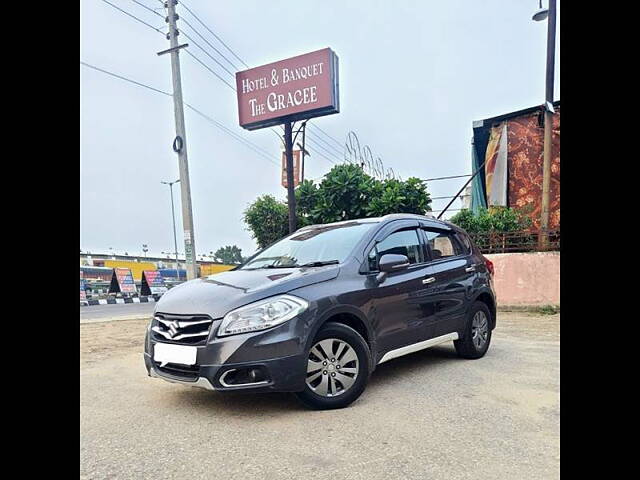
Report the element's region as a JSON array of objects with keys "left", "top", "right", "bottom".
[{"left": 153, "top": 343, "right": 197, "bottom": 367}]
